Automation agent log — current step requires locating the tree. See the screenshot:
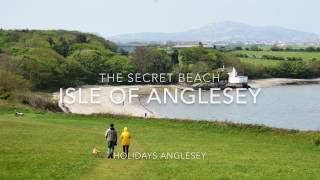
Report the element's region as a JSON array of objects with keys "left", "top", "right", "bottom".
[
  {"left": 47, "top": 37, "right": 55, "bottom": 48},
  {"left": 170, "top": 49, "right": 179, "bottom": 64},
  {"left": 19, "top": 48, "right": 68, "bottom": 89},
  {"left": 53, "top": 37, "right": 70, "bottom": 57},
  {"left": 250, "top": 45, "right": 262, "bottom": 51},
  {"left": 306, "top": 46, "right": 316, "bottom": 52},
  {"left": 131, "top": 47, "right": 172, "bottom": 73},
  {"left": 179, "top": 47, "right": 227, "bottom": 70},
  {"left": 192, "top": 61, "right": 210, "bottom": 74},
  {"left": 65, "top": 57, "right": 89, "bottom": 86},
  {"left": 119, "top": 48, "right": 129, "bottom": 56},
  {"left": 148, "top": 49, "right": 172, "bottom": 73},
  {"left": 75, "top": 33, "right": 88, "bottom": 43},
  {"left": 70, "top": 49, "right": 110, "bottom": 84},
  {"left": 0, "top": 70, "right": 30, "bottom": 99},
  {"left": 180, "top": 47, "right": 207, "bottom": 64},
  {"left": 104, "top": 55, "right": 134, "bottom": 83}
]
